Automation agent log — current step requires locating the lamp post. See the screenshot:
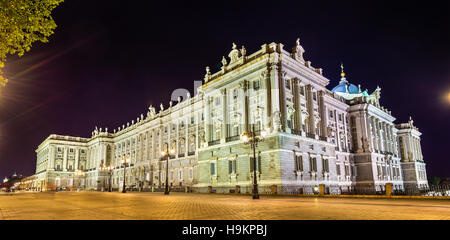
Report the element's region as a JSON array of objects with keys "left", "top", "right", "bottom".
[
  {"left": 241, "top": 124, "right": 267, "bottom": 200},
  {"left": 100, "top": 165, "right": 114, "bottom": 192},
  {"left": 121, "top": 157, "right": 130, "bottom": 193},
  {"left": 161, "top": 146, "right": 175, "bottom": 195}
]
